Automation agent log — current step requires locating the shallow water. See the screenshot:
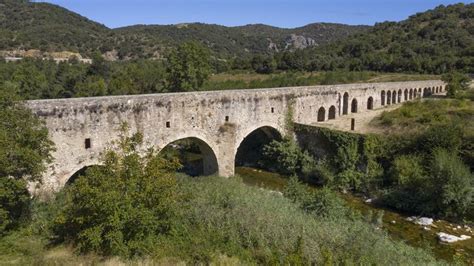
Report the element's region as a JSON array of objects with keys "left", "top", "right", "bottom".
[{"left": 236, "top": 166, "right": 474, "bottom": 264}]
